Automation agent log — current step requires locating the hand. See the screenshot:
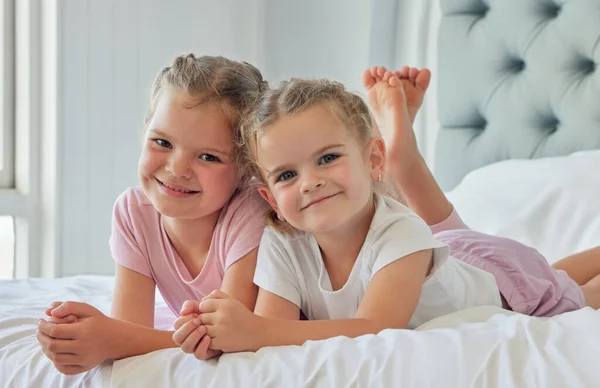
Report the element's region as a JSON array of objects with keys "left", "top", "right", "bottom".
[
  {"left": 199, "top": 290, "right": 262, "bottom": 353},
  {"left": 172, "top": 299, "right": 222, "bottom": 360},
  {"left": 37, "top": 301, "right": 115, "bottom": 375}
]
